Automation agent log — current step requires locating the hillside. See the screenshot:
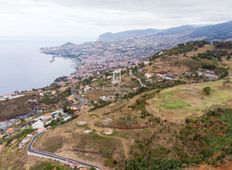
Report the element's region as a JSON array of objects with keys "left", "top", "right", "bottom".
[
  {"left": 25, "top": 41, "right": 232, "bottom": 170},
  {"left": 1, "top": 40, "right": 232, "bottom": 170},
  {"left": 97, "top": 28, "right": 160, "bottom": 42},
  {"left": 190, "top": 21, "right": 232, "bottom": 40}
]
